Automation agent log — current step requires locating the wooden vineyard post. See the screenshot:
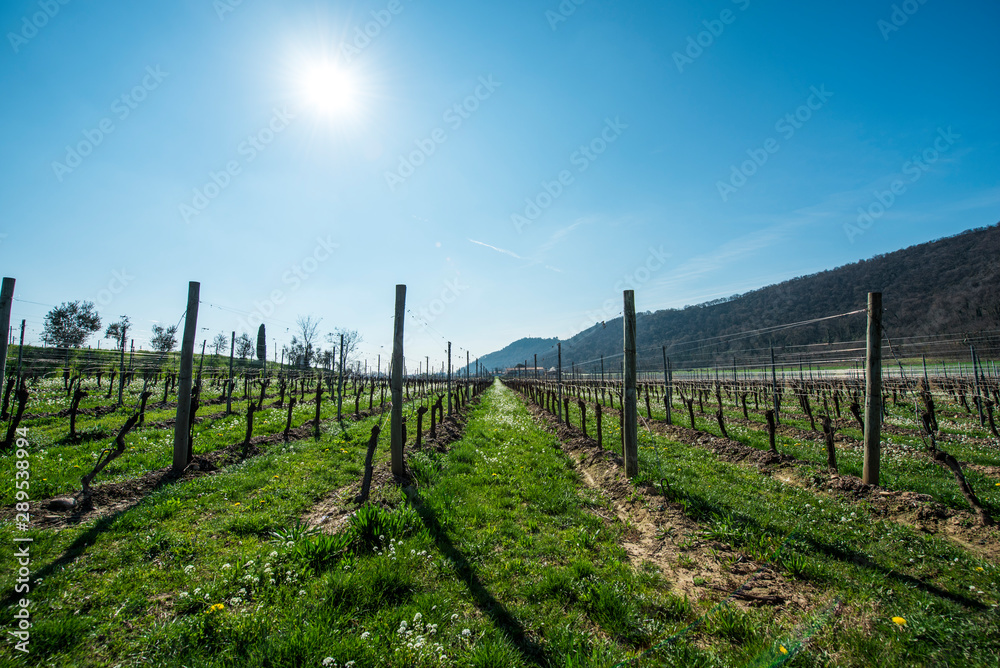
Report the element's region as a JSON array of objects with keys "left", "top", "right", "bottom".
[
  {"left": 623, "top": 290, "right": 638, "bottom": 478},
  {"left": 196, "top": 339, "right": 207, "bottom": 394},
  {"left": 172, "top": 282, "right": 200, "bottom": 474},
  {"left": 391, "top": 285, "right": 406, "bottom": 477},
  {"left": 337, "top": 334, "right": 345, "bottom": 420},
  {"left": 117, "top": 322, "right": 128, "bottom": 407},
  {"left": 314, "top": 381, "right": 323, "bottom": 440},
  {"left": 770, "top": 346, "right": 779, "bottom": 425},
  {"left": 862, "top": 292, "right": 882, "bottom": 486},
  {"left": 226, "top": 332, "right": 235, "bottom": 414},
  {"left": 970, "top": 345, "right": 985, "bottom": 427},
  {"left": 662, "top": 346, "right": 672, "bottom": 425},
  {"left": 596, "top": 402, "right": 603, "bottom": 449},
  {"left": 430, "top": 397, "right": 438, "bottom": 438},
  {"left": 557, "top": 342, "right": 563, "bottom": 423},
  {"left": 447, "top": 341, "right": 452, "bottom": 417},
  {"left": 0, "top": 277, "right": 14, "bottom": 395}
]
